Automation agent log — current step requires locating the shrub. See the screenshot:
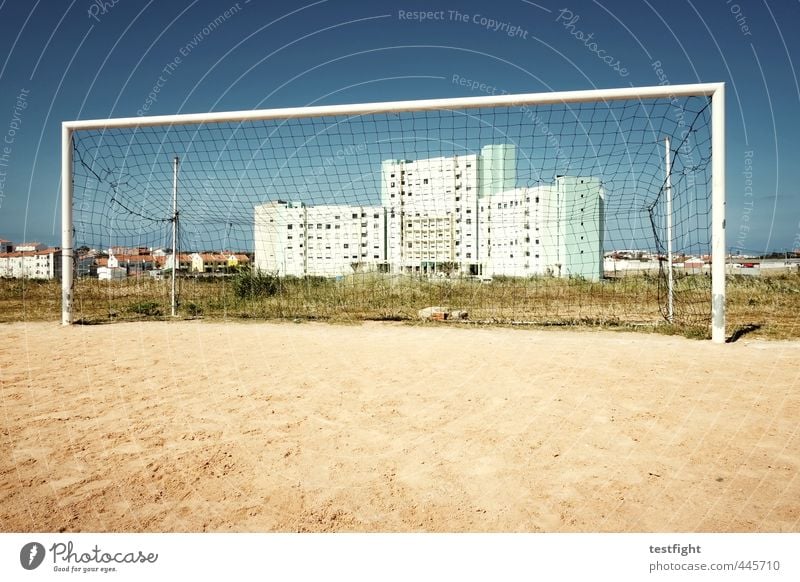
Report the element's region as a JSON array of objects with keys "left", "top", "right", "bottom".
[
  {"left": 232, "top": 268, "right": 280, "bottom": 299},
  {"left": 184, "top": 301, "right": 203, "bottom": 316},
  {"left": 127, "top": 300, "right": 162, "bottom": 317}
]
